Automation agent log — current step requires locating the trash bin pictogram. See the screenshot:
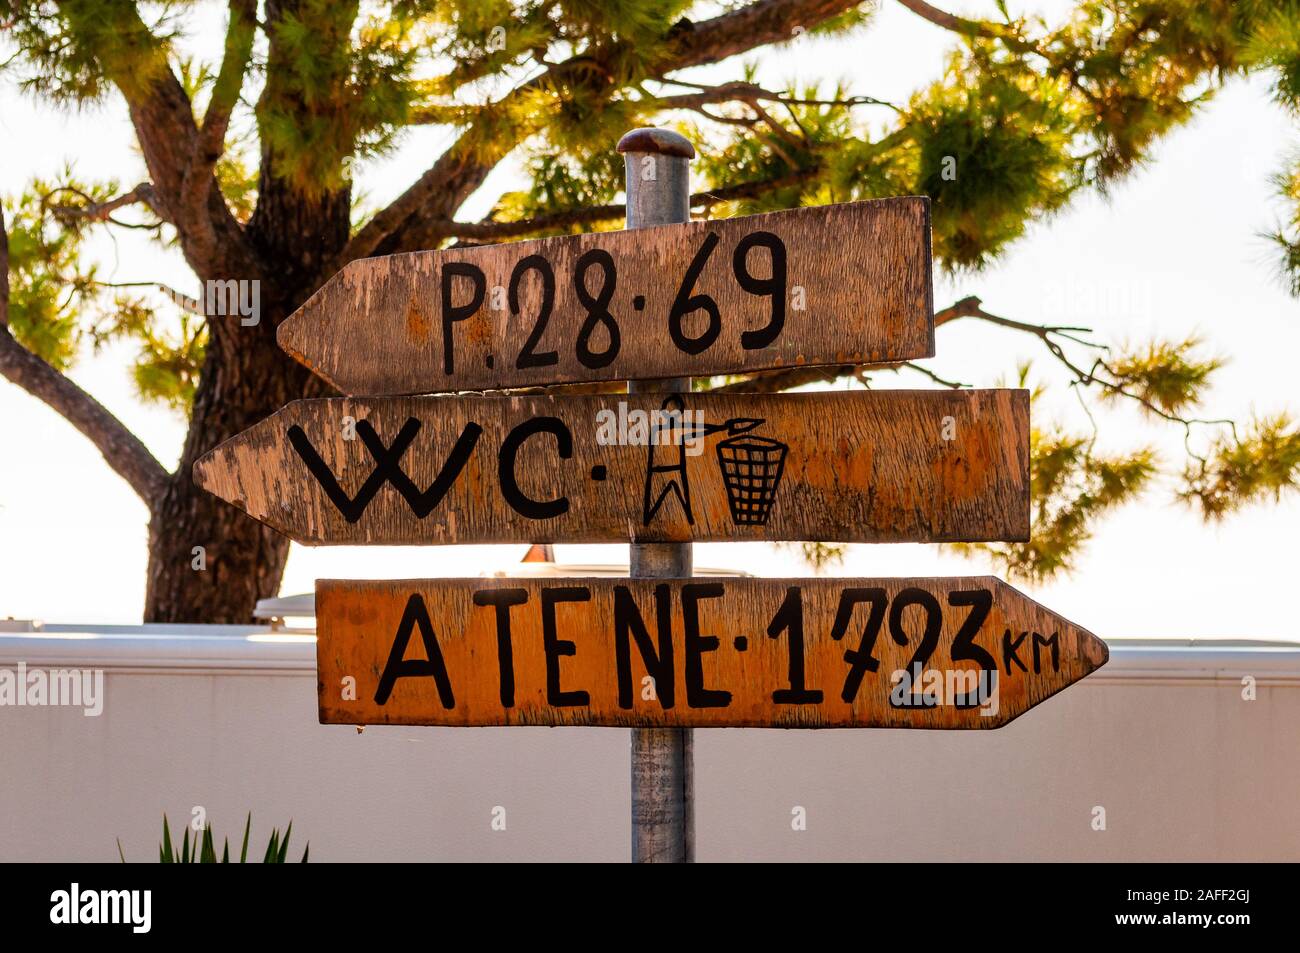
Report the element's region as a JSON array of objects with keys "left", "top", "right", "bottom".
[{"left": 715, "top": 435, "right": 789, "bottom": 526}]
